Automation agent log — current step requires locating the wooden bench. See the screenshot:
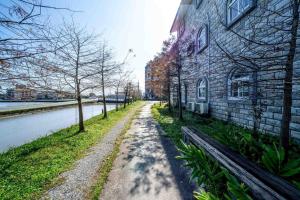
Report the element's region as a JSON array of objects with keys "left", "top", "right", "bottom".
[{"left": 182, "top": 126, "right": 300, "bottom": 200}]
